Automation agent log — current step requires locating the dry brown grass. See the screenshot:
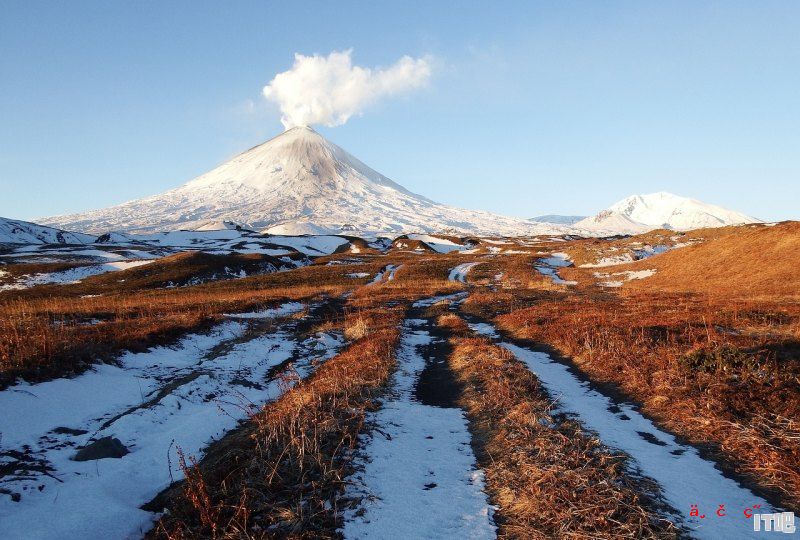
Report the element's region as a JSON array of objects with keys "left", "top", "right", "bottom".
[
  {"left": 621, "top": 221, "right": 800, "bottom": 298},
  {"left": 0, "top": 259, "right": 380, "bottom": 387},
  {"left": 445, "top": 323, "right": 678, "bottom": 538},
  {"left": 149, "top": 303, "right": 405, "bottom": 538},
  {"left": 343, "top": 316, "right": 369, "bottom": 341}
]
